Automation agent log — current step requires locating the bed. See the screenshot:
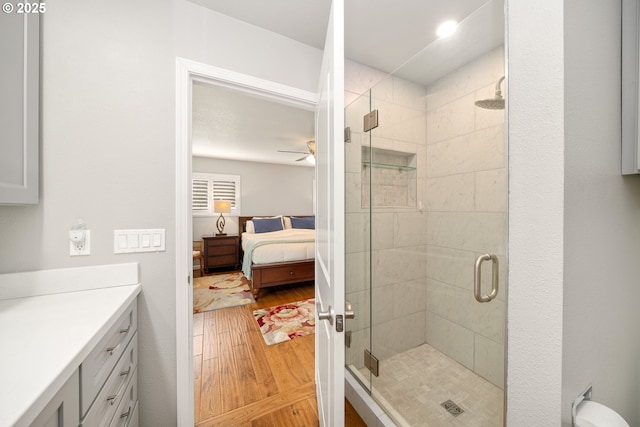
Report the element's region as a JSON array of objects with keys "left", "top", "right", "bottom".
[{"left": 239, "top": 216, "right": 315, "bottom": 299}]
